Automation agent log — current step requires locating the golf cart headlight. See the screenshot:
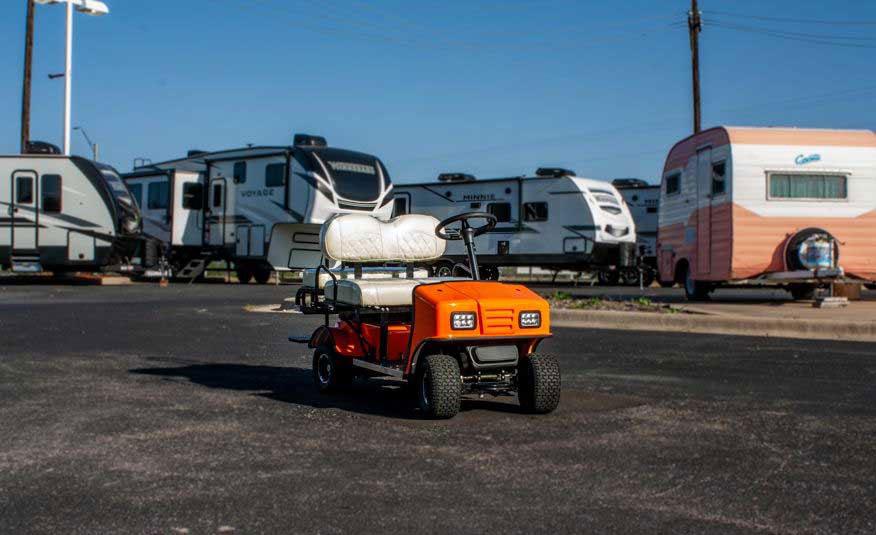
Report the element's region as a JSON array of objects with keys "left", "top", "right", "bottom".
[
  {"left": 519, "top": 311, "right": 541, "bottom": 328},
  {"left": 450, "top": 312, "right": 477, "bottom": 330}
]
